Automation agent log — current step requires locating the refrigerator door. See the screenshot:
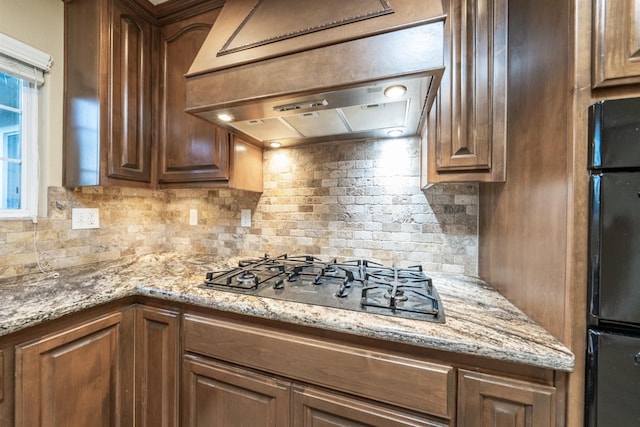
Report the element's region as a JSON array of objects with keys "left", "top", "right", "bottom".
[
  {"left": 590, "top": 172, "right": 640, "bottom": 325},
  {"left": 586, "top": 329, "right": 640, "bottom": 427},
  {"left": 589, "top": 97, "right": 640, "bottom": 170}
]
